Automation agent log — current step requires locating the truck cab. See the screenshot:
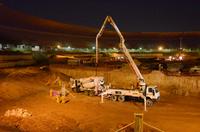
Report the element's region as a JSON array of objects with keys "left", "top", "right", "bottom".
[{"left": 145, "top": 86, "right": 160, "bottom": 106}]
